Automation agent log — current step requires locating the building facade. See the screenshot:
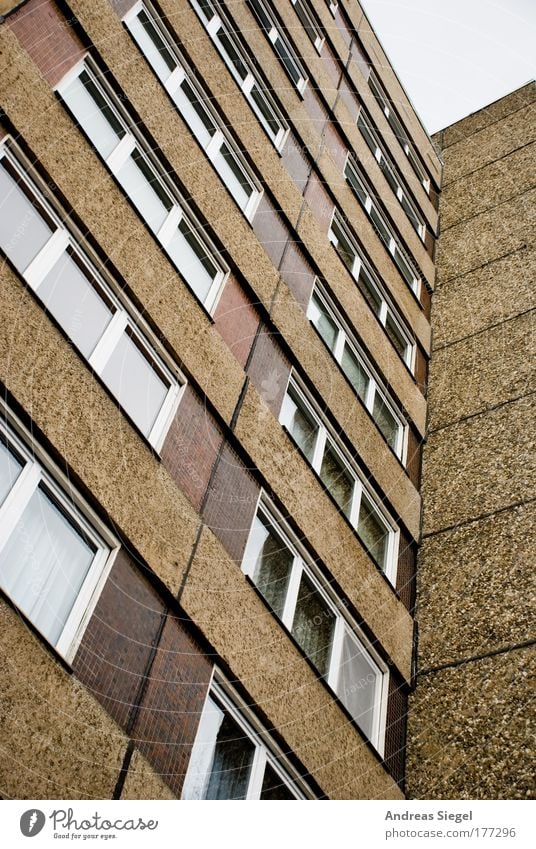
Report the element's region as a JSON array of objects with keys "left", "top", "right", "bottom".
[
  {"left": 0, "top": 0, "right": 441, "bottom": 798},
  {"left": 407, "top": 81, "right": 536, "bottom": 800}
]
